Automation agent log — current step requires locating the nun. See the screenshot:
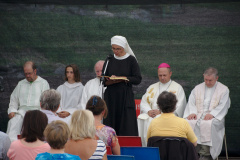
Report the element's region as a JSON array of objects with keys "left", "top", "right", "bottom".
[{"left": 102, "top": 35, "right": 142, "bottom": 136}]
